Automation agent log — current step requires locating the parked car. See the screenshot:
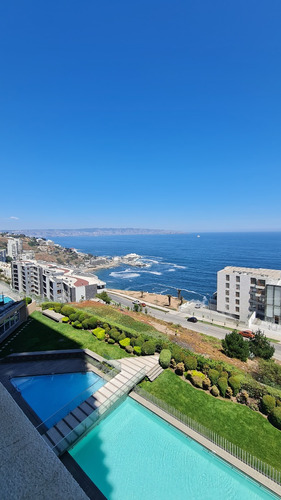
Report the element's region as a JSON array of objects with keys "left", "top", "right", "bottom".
[
  {"left": 132, "top": 300, "right": 140, "bottom": 305},
  {"left": 195, "top": 303, "right": 201, "bottom": 309},
  {"left": 238, "top": 330, "right": 255, "bottom": 339},
  {"left": 141, "top": 302, "right": 146, "bottom": 307},
  {"left": 187, "top": 316, "right": 198, "bottom": 323}
]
